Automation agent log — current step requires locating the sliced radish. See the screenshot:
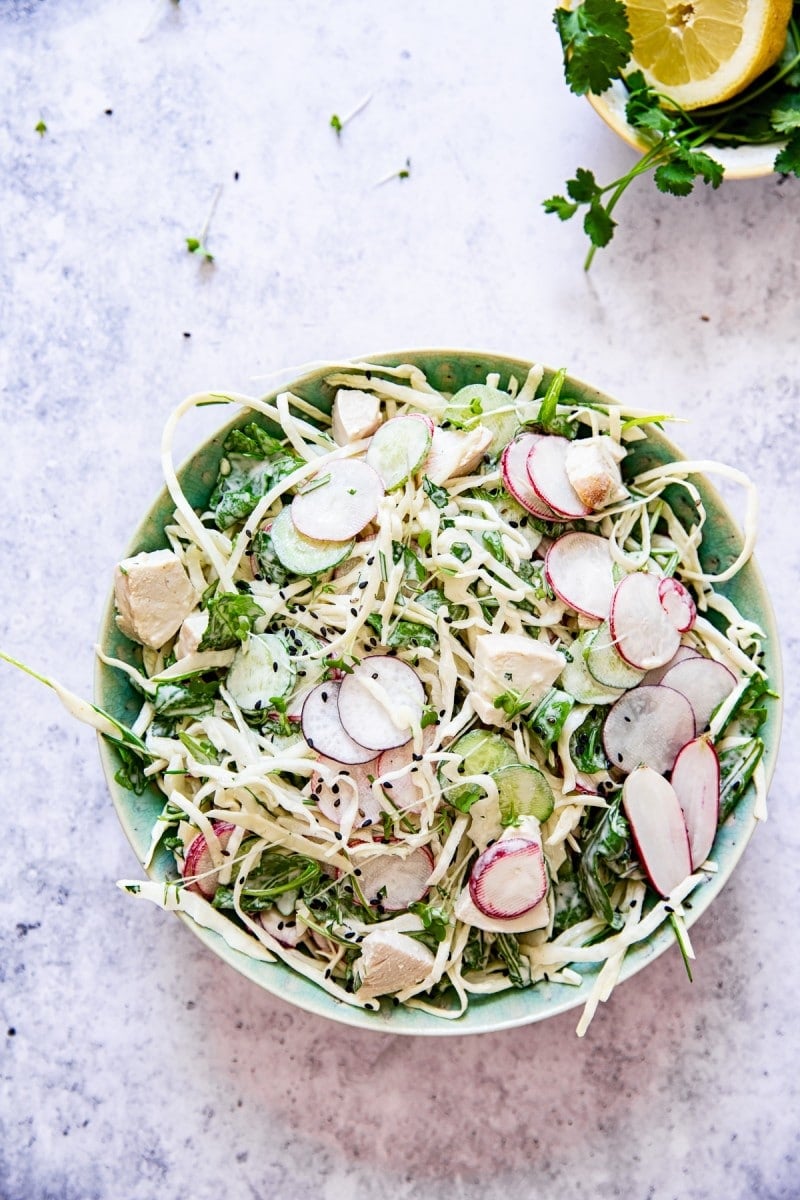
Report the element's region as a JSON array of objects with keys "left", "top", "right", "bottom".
[
  {"left": 545, "top": 532, "right": 615, "bottom": 619},
  {"left": 641, "top": 644, "right": 701, "bottom": 686},
  {"left": 301, "top": 681, "right": 375, "bottom": 764},
  {"left": 527, "top": 436, "right": 591, "bottom": 520},
  {"left": 182, "top": 821, "right": 236, "bottom": 898},
  {"left": 500, "top": 434, "right": 557, "bottom": 520},
  {"left": 658, "top": 577, "right": 697, "bottom": 632},
  {"left": 469, "top": 836, "right": 548, "bottom": 919},
  {"left": 291, "top": 459, "right": 384, "bottom": 541},
  {"left": 603, "top": 684, "right": 695, "bottom": 775},
  {"left": 659, "top": 656, "right": 737, "bottom": 732},
  {"left": 337, "top": 656, "right": 425, "bottom": 751},
  {"left": 671, "top": 737, "right": 720, "bottom": 869},
  {"left": 365, "top": 414, "right": 432, "bottom": 491},
  {"left": 259, "top": 909, "right": 307, "bottom": 948},
  {"left": 311, "top": 756, "right": 382, "bottom": 826},
  {"left": 622, "top": 766, "right": 692, "bottom": 897},
  {"left": 409, "top": 412, "right": 435, "bottom": 434},
  {"left": 377, "top": 733, "right": 433, "bottom": 812},
  {"left": 356, "top": 845, "right": 434, "bottom": 911},
  {"left": 609, "top": 572, "right": 681, "bottom": 670}
]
